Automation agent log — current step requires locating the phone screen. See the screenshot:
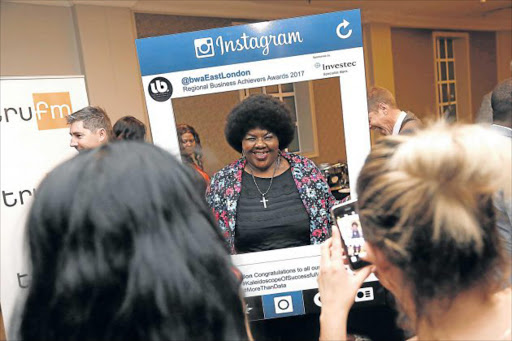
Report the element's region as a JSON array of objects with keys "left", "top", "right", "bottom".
[{"left": 331, "top": 199, "right": 370, "bottom": 270}]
